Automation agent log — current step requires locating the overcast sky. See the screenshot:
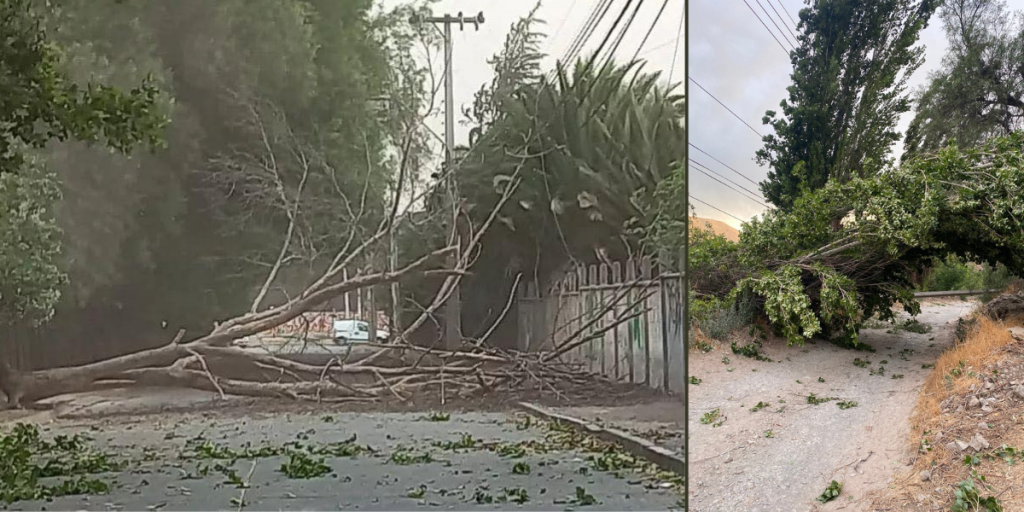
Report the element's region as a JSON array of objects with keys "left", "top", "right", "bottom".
[{"left": 387, "top": 0, "right": 1020, "bottom": 229}]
